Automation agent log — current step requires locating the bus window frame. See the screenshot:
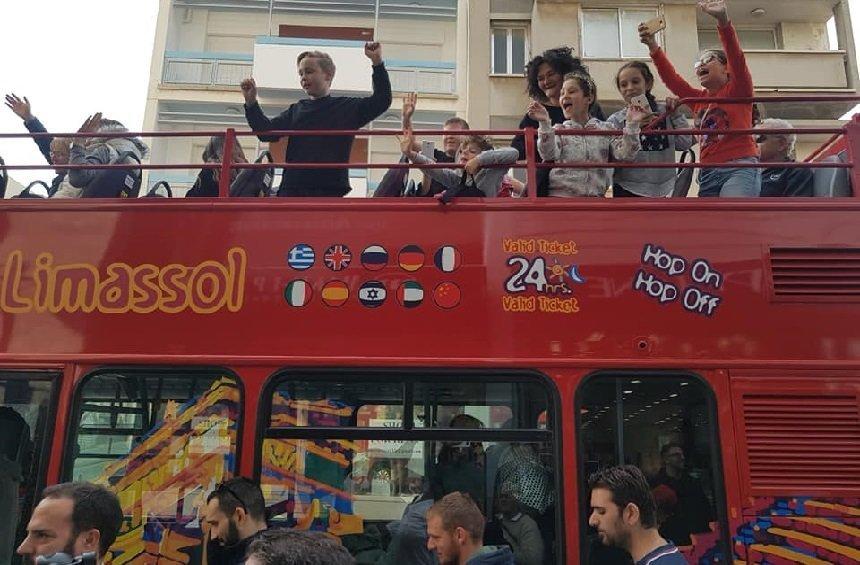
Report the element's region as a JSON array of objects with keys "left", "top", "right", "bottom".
[
  {"left": 0, "top": 369, "right": 61, "bottom": 544},
  {"left": 62, "top": 365, "right": 245, "bottom": 482},
  {"left": 255, "top": 367, "right": 565, "bottom": 563},
  {"left": 573, "top": 369, "right": 731, "bottom": 563}
]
